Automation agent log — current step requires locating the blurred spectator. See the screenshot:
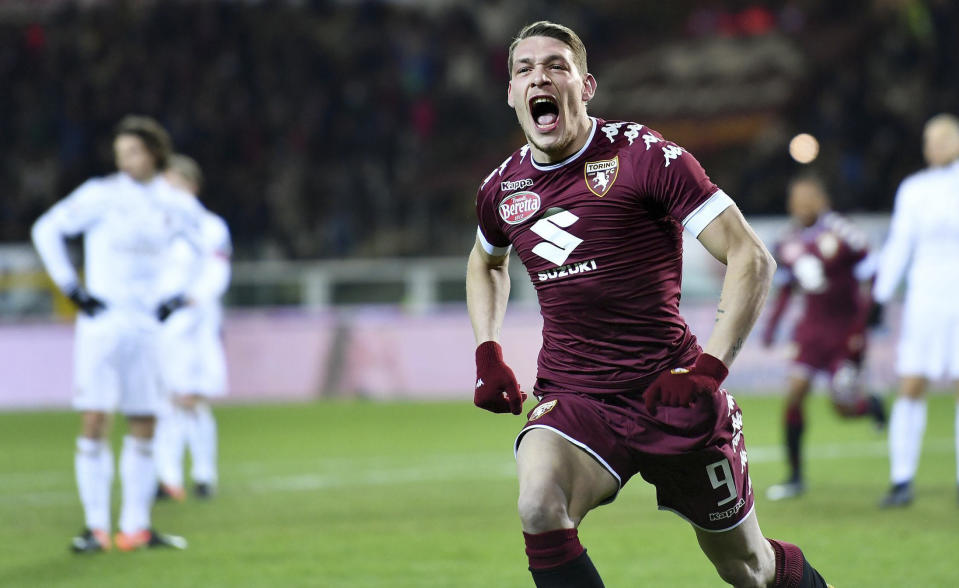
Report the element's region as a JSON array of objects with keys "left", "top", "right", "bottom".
[{"left": 0, "top": 1, "right": 956, "bottom": 259}]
